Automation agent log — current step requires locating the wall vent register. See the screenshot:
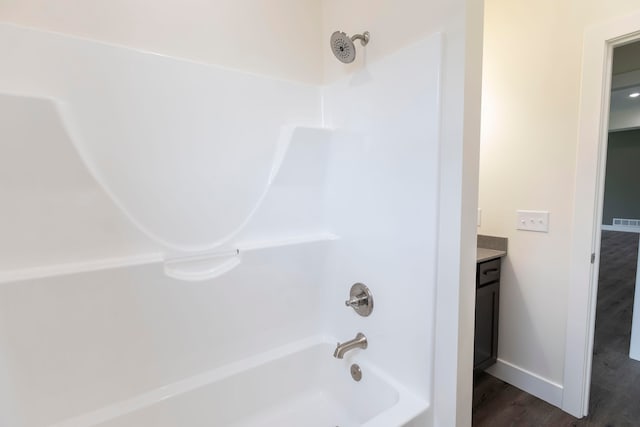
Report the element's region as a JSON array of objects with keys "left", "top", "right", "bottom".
[{"left": 613, "top": 218, "right": 640, "bottom": 229}]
